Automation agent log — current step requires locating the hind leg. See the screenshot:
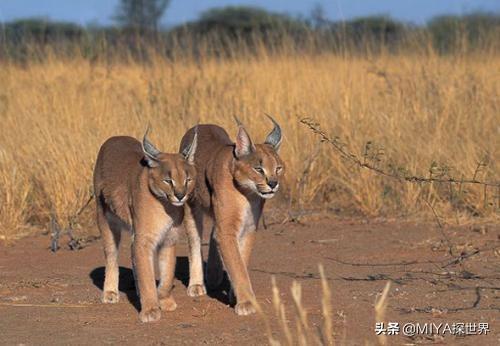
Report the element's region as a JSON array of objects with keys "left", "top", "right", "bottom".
[
  {"left": 184, "top": 204, "right": 206, "bottom": 297},
  {"left": 97, "top": 202, "right": 121, "bottom": 303},
  {"left": 206, "top": 227, "right": 224, "bottom": 290}
]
